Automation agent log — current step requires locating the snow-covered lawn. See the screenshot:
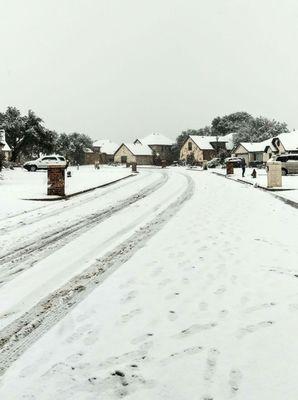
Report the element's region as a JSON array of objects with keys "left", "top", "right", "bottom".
[
  {"left": 0, "top": 165, "right": 132, "bottom": 219},
  {"left": 0, "top": 169, "right": 298, "bottom": 399},
  {"left": 213, "top": 166, "right": 298, "bottom": 203}
]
